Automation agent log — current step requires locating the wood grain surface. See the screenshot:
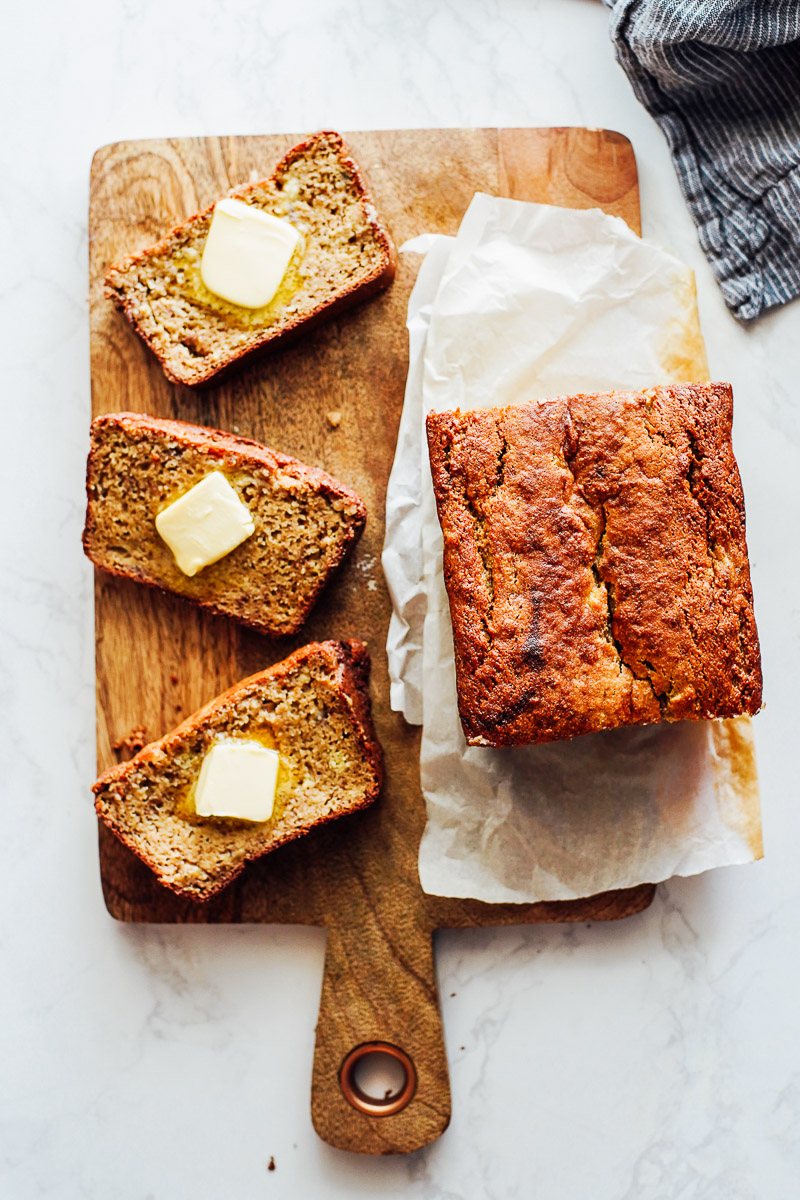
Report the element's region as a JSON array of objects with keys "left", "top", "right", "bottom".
[{"left": 89, "top": 127, "right": 652, "bottom": 1155}]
